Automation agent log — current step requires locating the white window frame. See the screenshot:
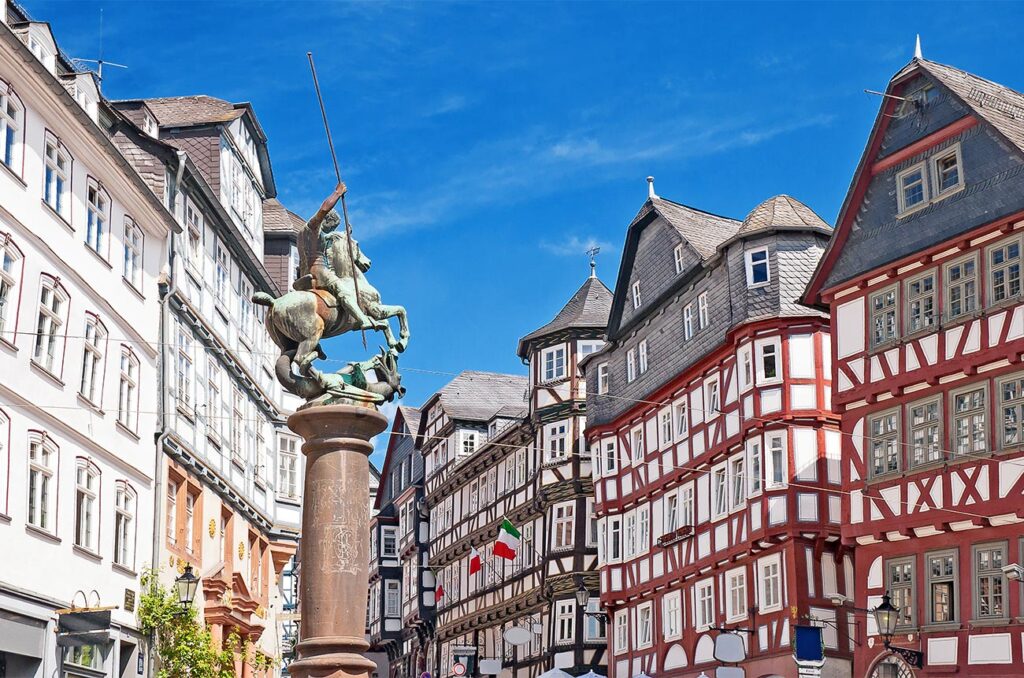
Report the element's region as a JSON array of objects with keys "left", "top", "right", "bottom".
[
  {"left": 638, "top": 339, "right": 648, "bottom": 374},
  {"left": 113, "top": 482, "right": 136, "bottom": 567},
  {"left": 542, "top": 345, "right": 567, "bottom": 382},
  {"left": 712, "top": 462, "right": 728, "bottom": 520},
  {"left": 602, "top": 438, "right": 617, "bottom": 475},
  {"left": 698, "top": 291, "right": 708, "bottom": 329},
  {"left": 631, "top": 281, "right": 641, "bottom": 309},
  {"left": 704, "top": 376, "right": 720, "bottom": 416},
  {"left": 758, "top": 553, "right": 783, "bottom": 613},
  {"left": 33, "top": 278, "right": 66, "bottom": 373},
  {"left": 123, "top": 217, "right": 143, "bottom": 289},
  {"left": 765, "top": 431, "right": 788, "bottom": 489},
  {"left": 745, "top": 247, "right": 770, "bottom": 288},
  {"left": 546, "top": 422, "right": 568, "bottom": 462},
  {"left": 117, "top": 347, "right": 139, "bottom": 432},
  {"left": 695, "top": 578, "right": 715, "bottom": 630},
  {"left": 674, "top": 399, "right": 688, "bottom": 440},
  {"left": 726, "top": 567, "right": 748, "bottom": 622},
  {"left": 278, "top": 436, "right": 299, "bottom": 498},
  {"left": 631, "top": 427, "right": 644, "bottom": 464},
  {"left": 1, "top": 87, "right": 23, "bottom": 172},
  {"left": 555, "top": 600, "right": 575, "bottom": 643},
  {"left": 680, "top": 482, "right": 694, "bottom": 527},
  {"left": 683, "top": 304, "right": 693, "bottom": 340},
  {"left": 896, "top": 160, "right": 930, "bottom": 216},
  {"left": 74, "top": 460, "right": 99, "bottom": 552},
  {"left": 597, "top": 362, "right": 609, "bottom": 394},
  {"left": 0, "top": 236, "right": 23, "bottom": 340},
  {"left": 626, "top": 349, "right": 636, "bottom": 383},
  {"left": 613, "top": 609, "right": 629, "bottom": 655},
  {"left": 79, "top": 316, "right": 106, "bottom": 405},
  {"left": 384, "top": 580, "right": 401, "bottom": 618},
  {"left": 28, "top": 436, "right": 56, "bottom": 532},
  {"left": 43, "top": 136, "right": 69, "bottom": 218},
  {"left": 584, "top": 599, "right": 607, "bottom": 641},
  {"left": 756, "top": 337, "right": 782, "bottom": 385},
  {"left": 635, "top": 601, "right": 653, "bottom": 649},
  {"left": 659, "top": 408, "right": 672, "bottom": 449},
  {"left": 553, "top": 502, "right": 574, "bottom": 550},
  {"left": 662, "top": 590, "right": 682, "bottom": 640},
  {"left": 673, "top": 244, "right": 685, "bottom": 274},
  {"left": 381, "top": 526, "right": 398, "bottom": 558},
  {"left": 85, "top": 181, "right": 109, "bottom": 257},
  {"left": 932, "top": 143, "right": 964, "bottom": 197},
  {"left": 729, "top": 453, "right": 746, "bottom": 512},
  {"left": 746, "top": 436, "right": 763, "bottom": 497}
]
